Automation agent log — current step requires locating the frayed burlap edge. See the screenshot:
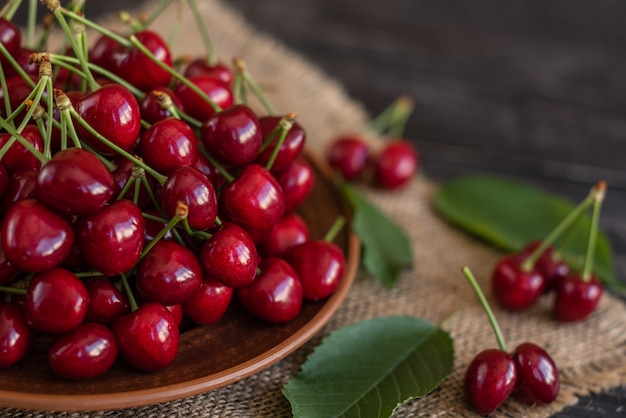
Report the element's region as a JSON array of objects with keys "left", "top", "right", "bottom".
[{"left": 3, "top": 1, "right": 626, "bottom": 416}]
